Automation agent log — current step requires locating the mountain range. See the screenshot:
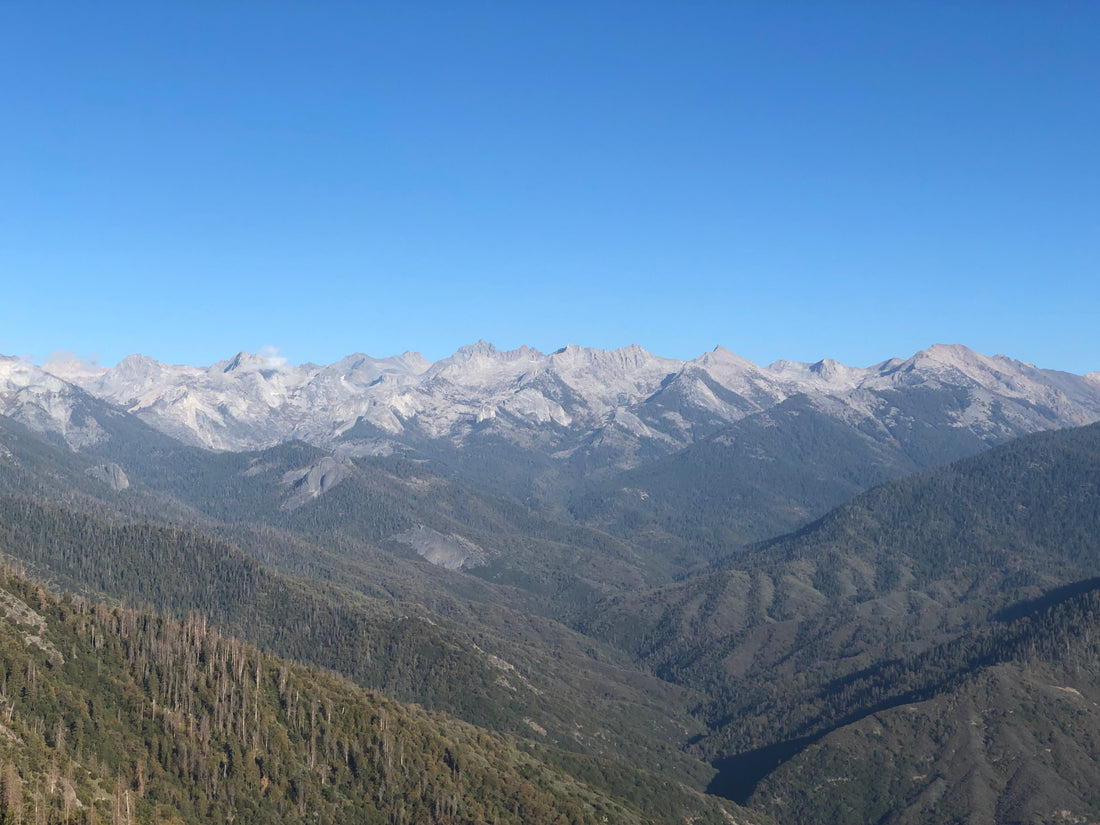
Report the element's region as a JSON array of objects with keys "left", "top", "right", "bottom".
[
  {"left": 3, "top": 341, "right": 1100, "bottom": 823},
  {"left": 24, "top": 342, "right": 1100, "bottom": 458},
  {"left": 7, "top": 341, "right": 1099, "bottom": 569}
]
